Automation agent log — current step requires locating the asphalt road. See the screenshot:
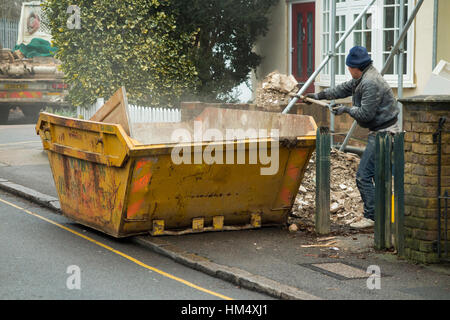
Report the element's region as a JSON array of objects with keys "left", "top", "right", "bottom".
[
  {"left": 0, "top": 190, "right": 272, "bottom": 300},
  {"left": 0, "top": 124, "right": 58, "bottom": 198},
  {"left": 1, "top": 123, "right": 449, "bottom": 301}
]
